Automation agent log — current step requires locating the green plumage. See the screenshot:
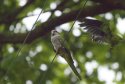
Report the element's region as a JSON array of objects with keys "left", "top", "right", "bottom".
[{"left": 58, "top": 47, "right": 81, "bottom": 80}]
